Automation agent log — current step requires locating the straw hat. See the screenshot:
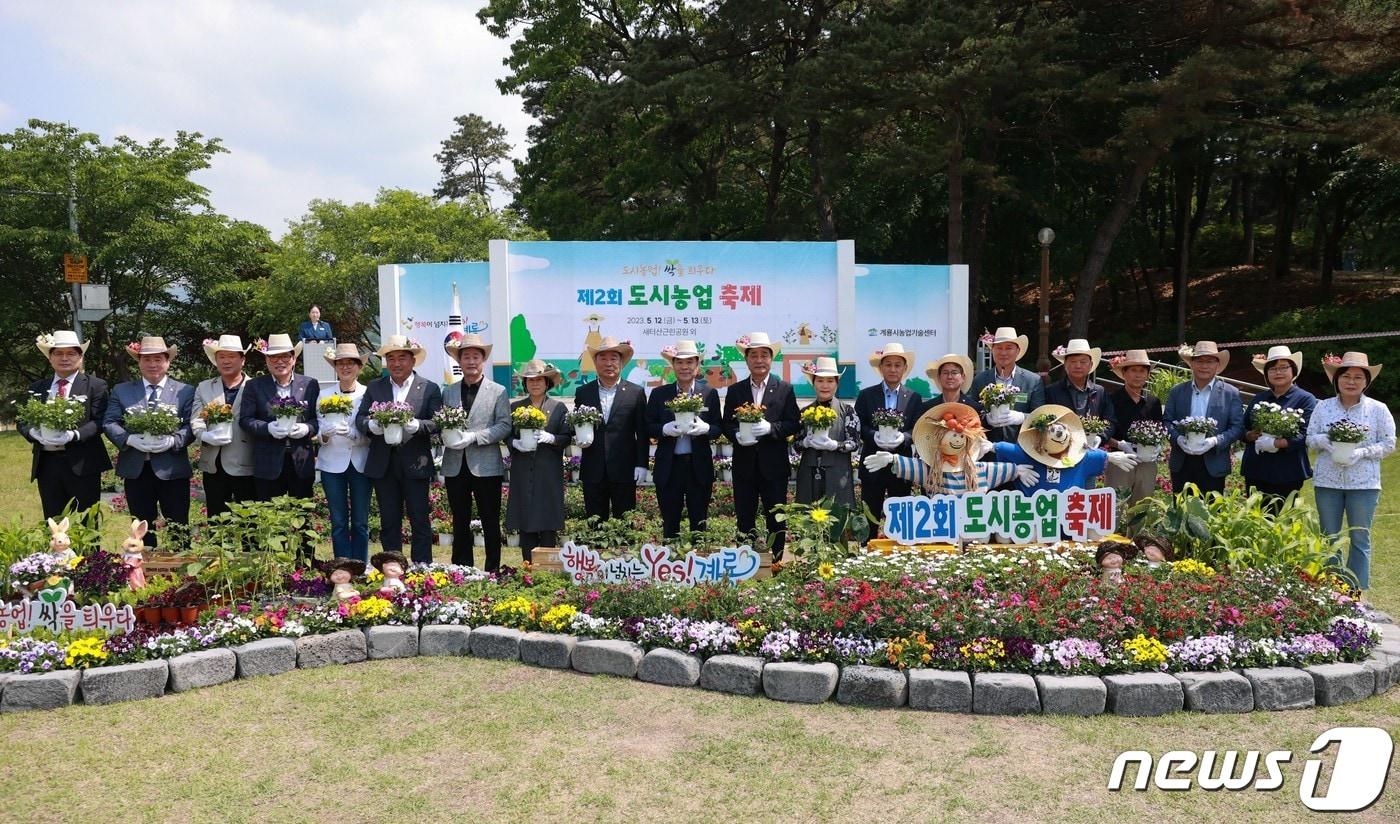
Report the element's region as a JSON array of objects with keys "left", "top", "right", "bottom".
[
  {"left": 925, "top": 353, "right": 974, "bottom": 383},
  {"left": 587, "top": 336, "right": 635, "bottom": 365},
  {"left": 988, "top": 327, "right": 1029, "bottom": 361},
  {"left": 869, "top": 342, "right": 915, "bottom": 377},
  {"left": 202, "top": 334, "right": 250, "bottom": 365},
  {"left": 912, "top": 402, "right": 984, "bottom": 468},
  {"left": 1109, "top": 350, "right": 1152, "bottom": 381},
  {"left": 1251, "top": 345, "right": 1302, "bottom": 376},
  {"left": 36, "top": 331, "right": 88, "bottom": 356},
  {"left": 377, "top": 334, "right": 428, "bottom": 367},
  {"left": 515, "top": 358, "right": 562, "bottom": 389},
  {"left": 322, "top": 343, "right": 366, "bottom": 366},
  {"left": 735, "top": 332, "right": 780, "bottom": 358},
  {"left": 1322, "top": 351, "right": 1382, "bottom": 383},
  {"left": 1053, "top": 339, "right": 1102, "bottom": 373},
  {"left": 801, "top": 356, "right": 845, "bottom": 379},
  {"left": 1178, "top": 341, "right": 1230, "bottom": 370},
  {"left": 660, "top": 340, "right": 702, "bottom": 364},
  {"left": 444, "top": 333, "right": 492, "bottom": 362},
  {"left": 255, "top": 333, "right": 303, "bottom": 358},
  {"left": 1016, "top": 404, "right": 1087, "bottom": 468},
  {"left": 125, "top": 336, "right": 178, "bottom": 360}
]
